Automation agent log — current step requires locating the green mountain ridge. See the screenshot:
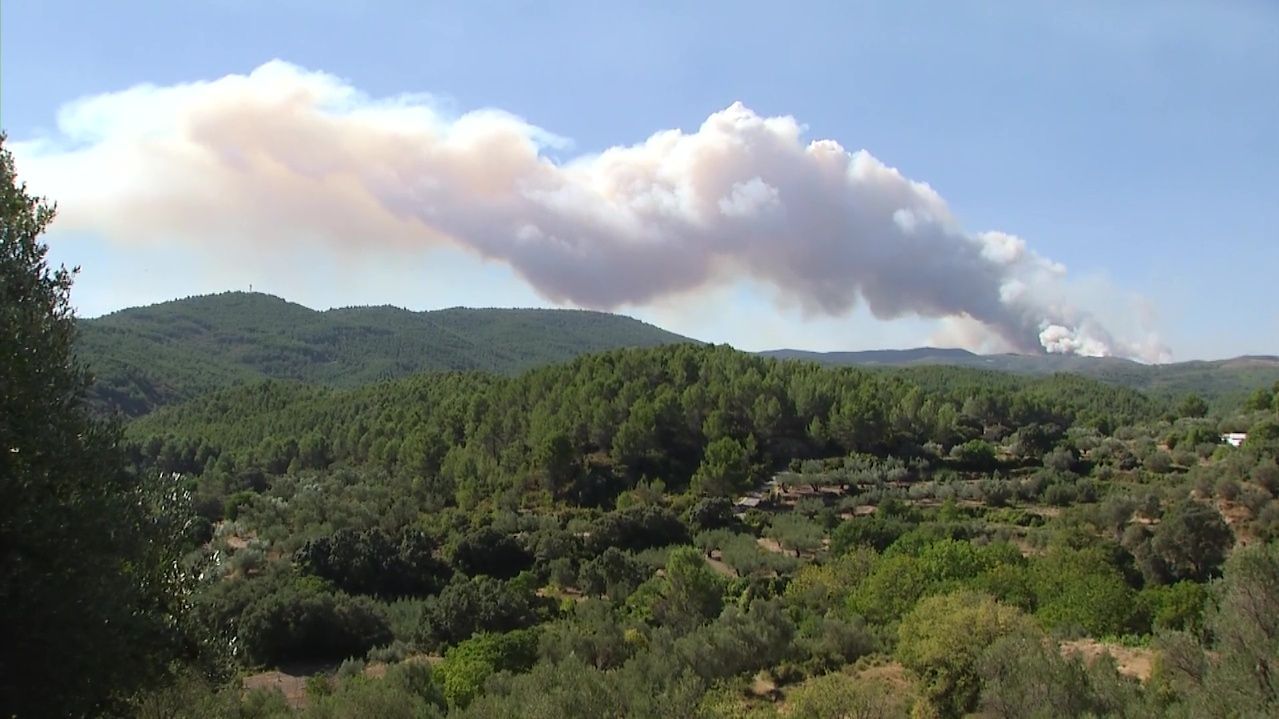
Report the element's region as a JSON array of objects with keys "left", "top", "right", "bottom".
[
  {"left": 77, "top": 292, "right": 1279, "bottom": 418},
  {"left": 761, "top": 348, "right": 1279, "bottom": 407},
  {"left": 79, "top": 292, "right": 693, "bottom": 416}
]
